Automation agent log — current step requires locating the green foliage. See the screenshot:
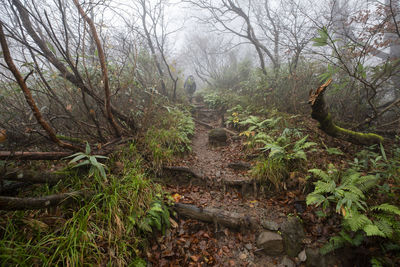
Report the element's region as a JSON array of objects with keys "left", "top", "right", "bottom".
[
  {"left": 64, "top": 142, "right": 108, "bottom": 179},
  {"left": 0, "top": 144, "right": 170, "bottom": 266},
  {"left": 251, "top": 157, "right": 288, "bottom": 189},
  {"left": 250, "top": 127, "right": 315, "bottom": 189},
  {"left": 257, "top": 132, "right": 316, "bottom": 163},
  {"left": 312, "top": 27, "right": 329, "bottom": 47},
  {"left": 239, "top": 115, "right": 282, "bottom": 133},
  {"left": 325, "top": 147, "right": 344, "bottom": 155},
  {"left": 138, "top": 200, "right": 170, "bottom": 234},
  {"left": 203, "top": 92, "right": 228, "bottom": 110},
  {"left": 307, "top": 157, "right": 400, "bottom": 261},
  {"left": 144, "top": 107, "right": 194, "bottom": 171}
]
